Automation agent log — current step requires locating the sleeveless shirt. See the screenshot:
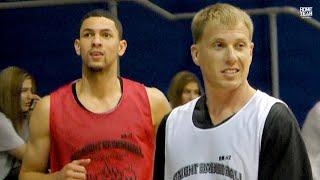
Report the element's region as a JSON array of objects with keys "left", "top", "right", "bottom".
[
  {"left": 50, "top": 78, "right": 154, "bottom": 179},
  {"left": 165, "top": 90, "right": 281, "bottom": 180}
]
